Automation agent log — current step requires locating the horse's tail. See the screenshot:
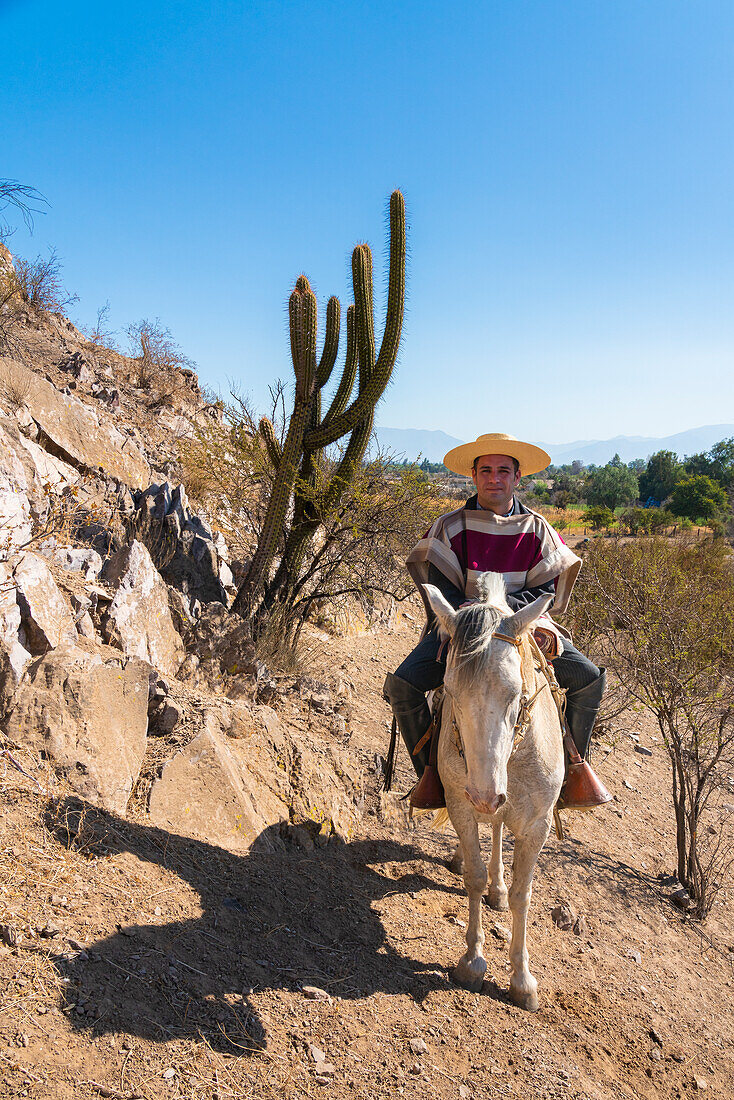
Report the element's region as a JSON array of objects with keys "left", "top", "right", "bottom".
[{"left": 431, "top": 808, "right": 451, "bottom": 830}]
